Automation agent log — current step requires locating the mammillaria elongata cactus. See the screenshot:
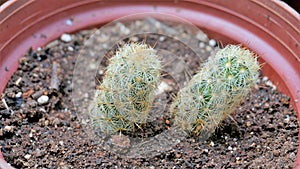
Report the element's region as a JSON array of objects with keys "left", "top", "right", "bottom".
[
  {"left": 91, "top": 43, "right": 161, "bottom": 134},
  {"left": 171, "top": 45, "right": 260, "bottom": 136}
]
